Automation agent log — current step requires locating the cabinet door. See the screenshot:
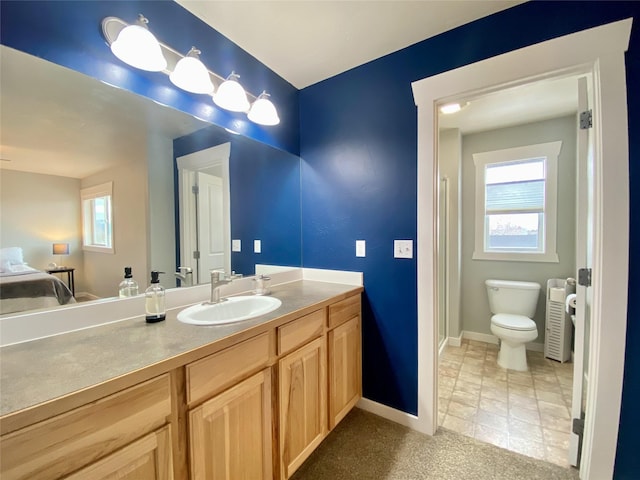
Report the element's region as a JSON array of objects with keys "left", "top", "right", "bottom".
[
  {"left": 63, "top": 426, "right": 173, "bottom": 480},
  {"left": 189, "top": 369, "right": 272, "bottom": 480},
  {"left": 279, "top": 336, "right": 327, "bottom": 480},
  {"left": 328, "top": 316, "right": 362, "bottom": 430}
]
